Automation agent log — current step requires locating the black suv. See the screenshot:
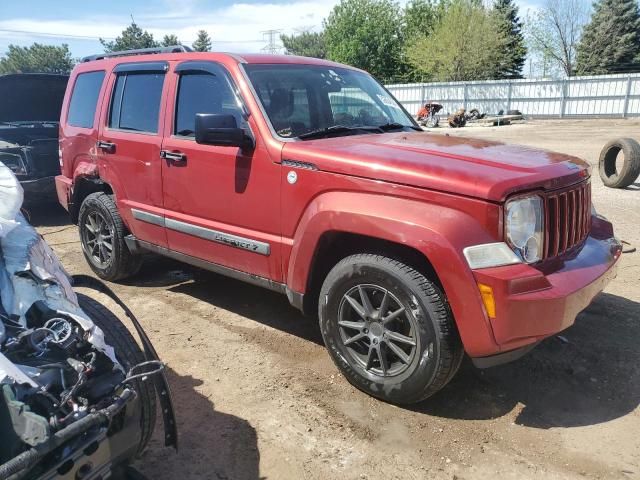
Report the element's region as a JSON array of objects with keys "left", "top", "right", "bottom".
[{"left": 0, "top": 74, "right": 68, "bottom": 202}]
